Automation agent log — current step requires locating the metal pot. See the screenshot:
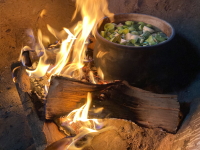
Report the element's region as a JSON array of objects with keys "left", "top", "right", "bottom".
[{"left": 94, "top": 13, "right": 175, "bottom": 87}]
